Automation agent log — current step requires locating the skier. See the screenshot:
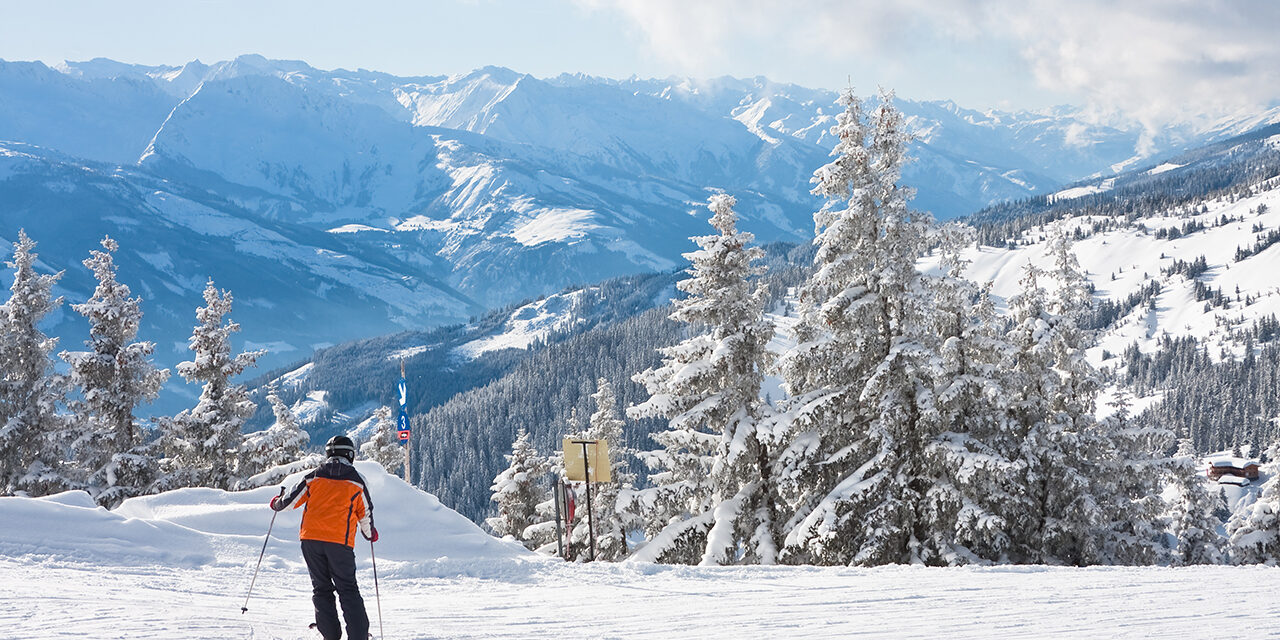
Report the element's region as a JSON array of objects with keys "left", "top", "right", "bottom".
[{"left": 271, "top": 435, "right": 379, "bottom": 640}]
